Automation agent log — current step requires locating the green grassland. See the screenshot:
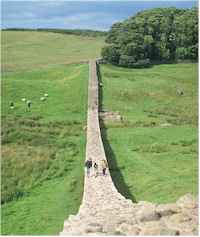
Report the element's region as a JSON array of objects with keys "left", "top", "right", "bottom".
[
  {"left": 100, "top": 63, "right": 198, "bottom": 203},
  {"left": 1, "top": 29, "right": 198, "bottom": 235},
  {"left": 2, "top": 63, "right": 88, "bottom": 234},
  {"left": 2, "top": 30, "right": 105, "bottom": 73},
  {"left": 1, "top": 30, "right": 105, "bottom": 234}
]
